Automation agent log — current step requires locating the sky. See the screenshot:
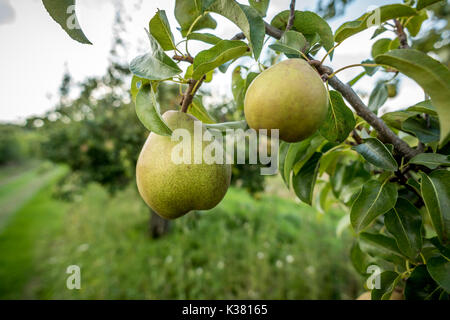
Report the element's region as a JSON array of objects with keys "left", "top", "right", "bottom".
[{"left": 0, "top": 0, "right": 428, "bottom": 123}]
